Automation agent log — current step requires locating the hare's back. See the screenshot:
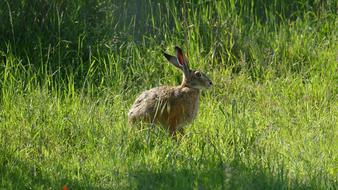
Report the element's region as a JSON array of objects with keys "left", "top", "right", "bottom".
[{"left": 128, "top": 86, "right": 175, "bottom": 123}]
